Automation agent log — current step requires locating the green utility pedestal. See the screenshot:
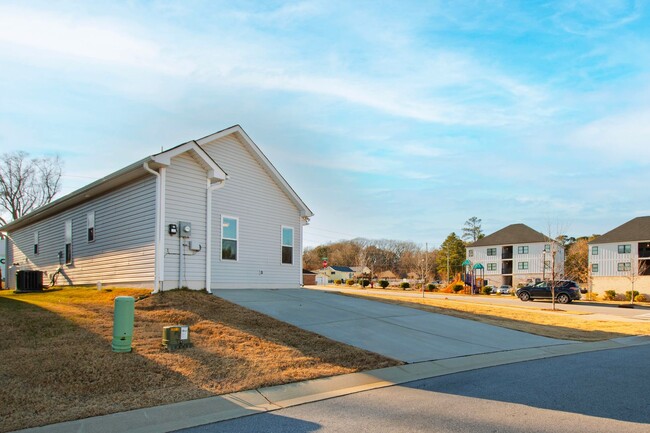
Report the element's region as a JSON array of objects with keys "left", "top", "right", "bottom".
[{"left": 112, "top": 296, "right": 135, "bottom": 353}]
